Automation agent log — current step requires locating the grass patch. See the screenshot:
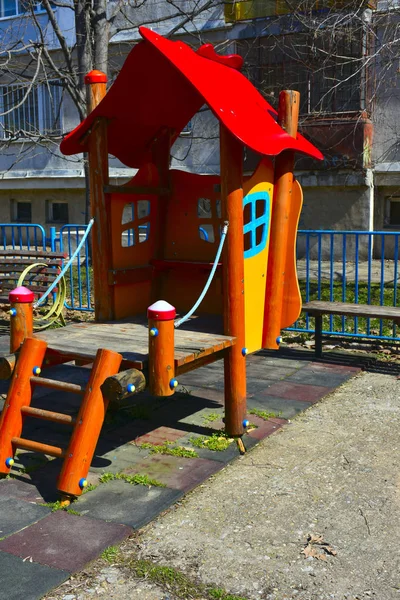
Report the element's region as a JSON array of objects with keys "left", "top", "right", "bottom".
[
  {"left": 298, "top": 280, "right": 400, "bottom": 338},
  {"left": 98, "top": 472, "right": 166, "bottom": 487},
  {"left": 249, "top": 408, "right": 282, "bottom": 420},
  {"left": 202, "top": 412, "right": 221, "bottom": 424},
  {"left": 140, "top": 441, "right": 199, "bottom": 458},
  {"left": 82, "top": 483, "right": 98, "bottom": 494},
  {"left": 101, "top": 545, "right": 121, "bottom": 563},
  {"left": 190, "top": 432, "right": 233, "bottom": 452},
  {"left": 129, "top": 559, "right": 250, "bottom": 600}
]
